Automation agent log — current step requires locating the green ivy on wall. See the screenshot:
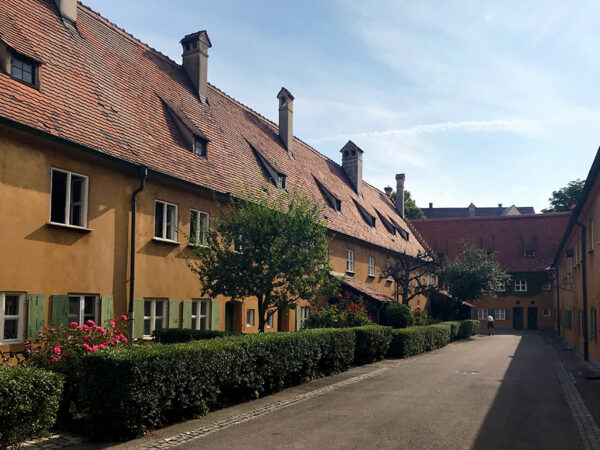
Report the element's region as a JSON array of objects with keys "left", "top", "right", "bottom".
[{"left": 496, "top": 272, "right": 550, "bottom": 298}]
